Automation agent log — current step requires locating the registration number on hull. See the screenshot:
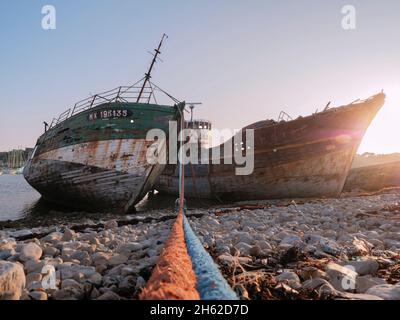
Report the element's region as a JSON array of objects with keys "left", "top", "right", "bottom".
[{"left": 88, "top": 109, "right": 132, "bottom": 121}]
